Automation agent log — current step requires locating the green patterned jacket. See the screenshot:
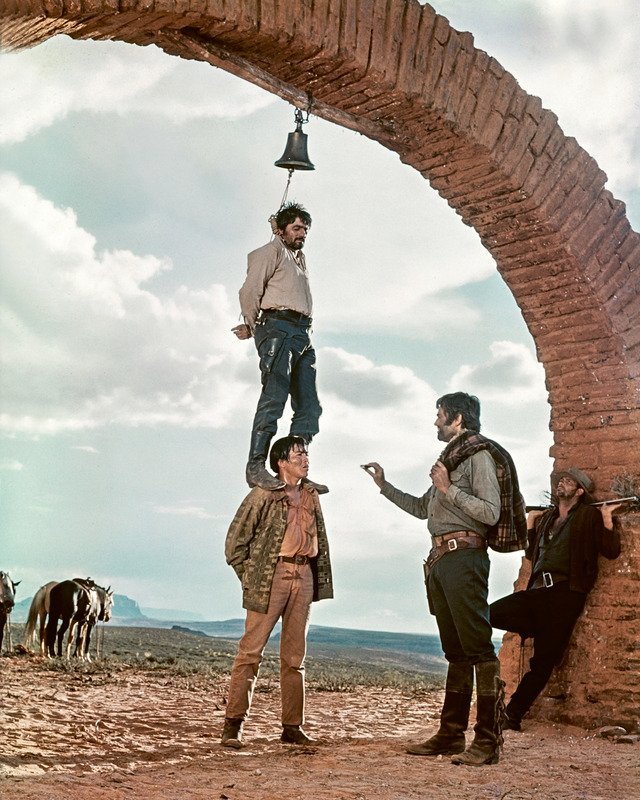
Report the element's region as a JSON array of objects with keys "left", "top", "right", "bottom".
[{"left": 225, "top": 484, "right": 333, "bottom": 614}]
